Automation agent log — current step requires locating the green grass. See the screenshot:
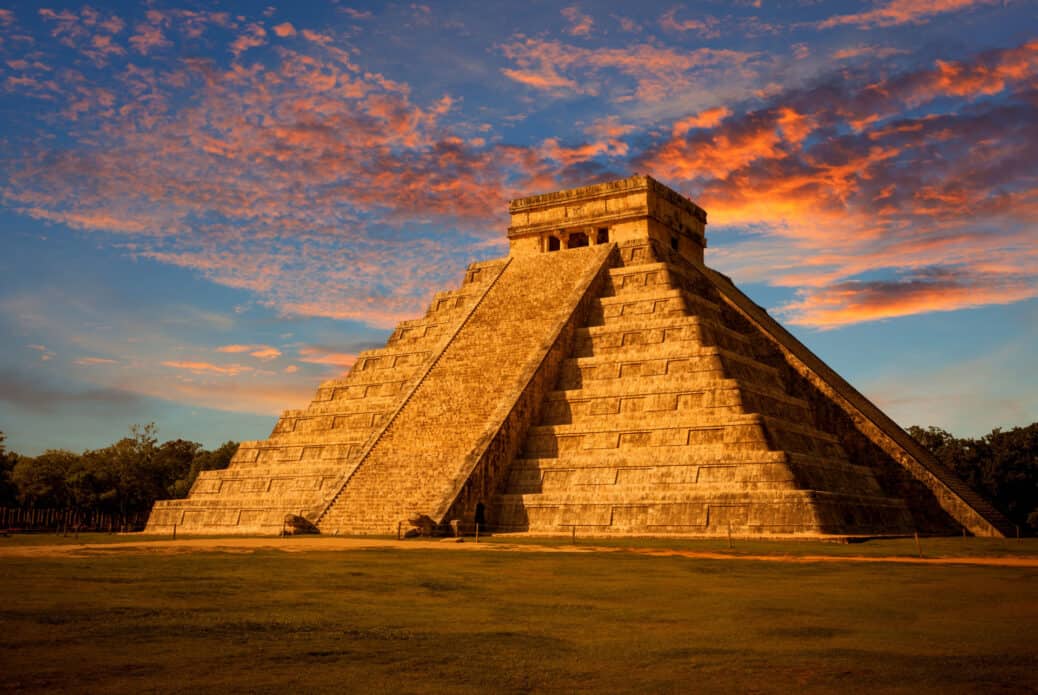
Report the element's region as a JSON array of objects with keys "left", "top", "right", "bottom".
[{"left": 1, "top": 540, "right": 1035, "bottom": 693}]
